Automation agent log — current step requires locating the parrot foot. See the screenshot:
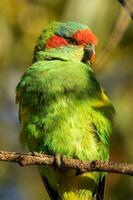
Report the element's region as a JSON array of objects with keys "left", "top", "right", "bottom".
[
  {"left": 55, "top": 154, "right": 62, "bottom": 168},
  {"left": 54, "top": 154, "right": 66, "bottom": 169}
]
